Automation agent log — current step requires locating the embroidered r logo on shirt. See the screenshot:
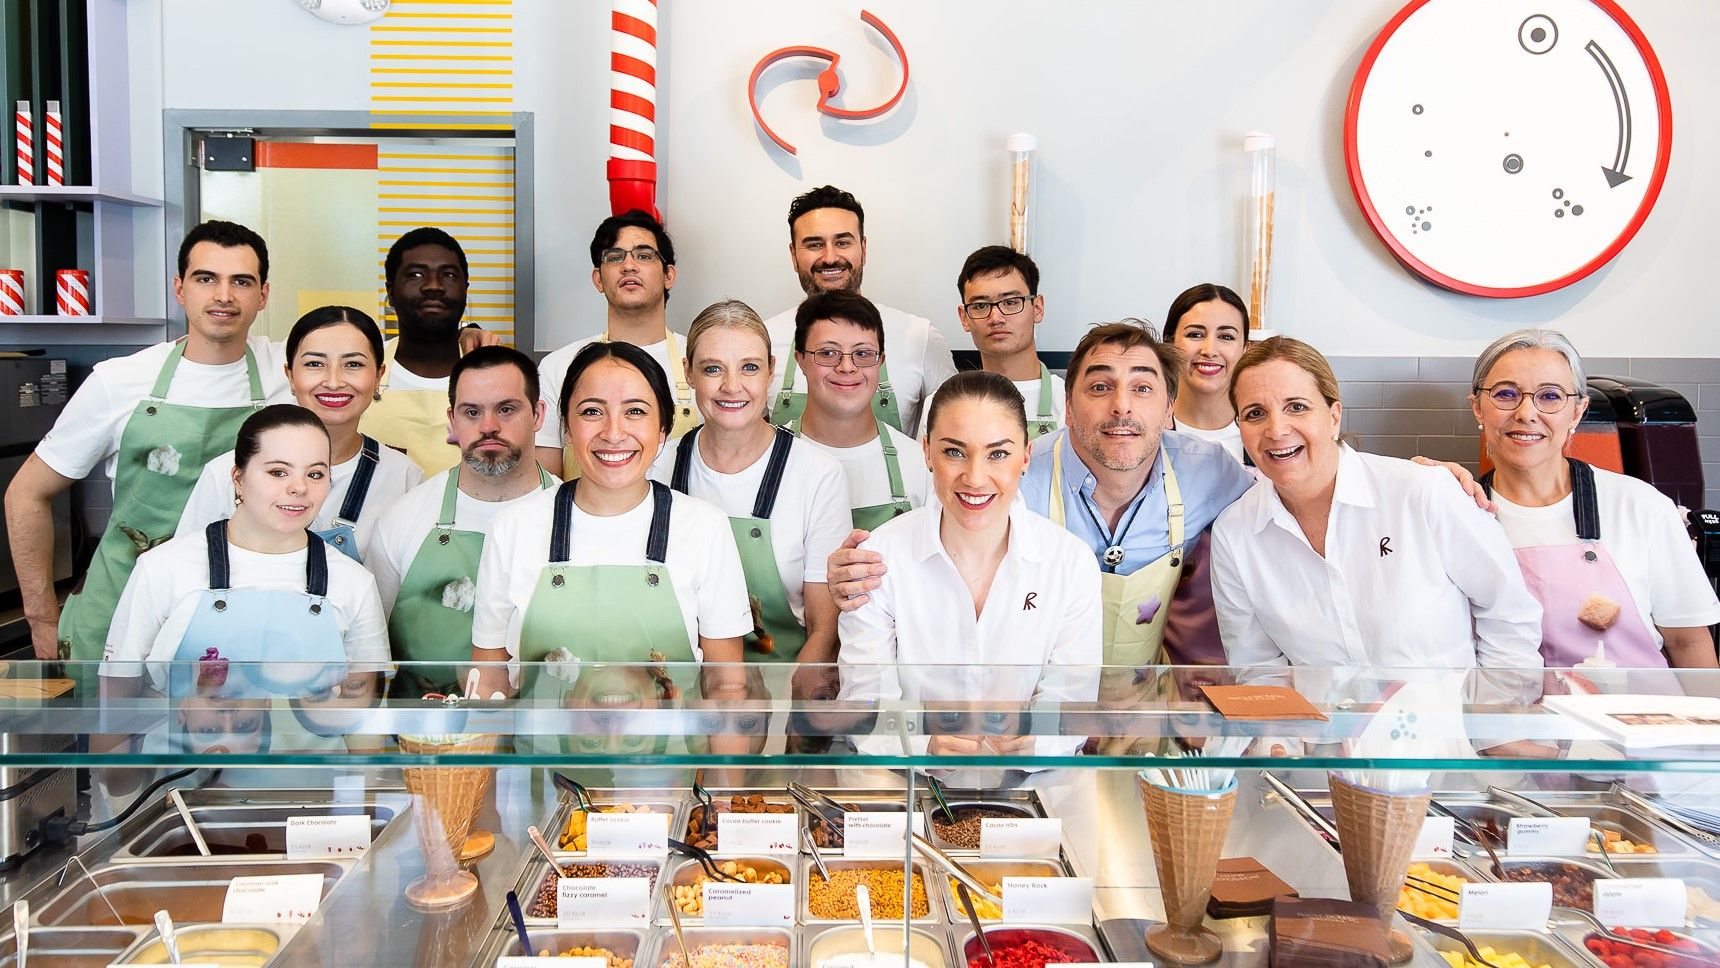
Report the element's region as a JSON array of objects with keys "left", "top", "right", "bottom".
[
  {"left": 1379, "top": 536, "right": 1393, "bottom": 557},
  {"left": 1023, "top": 592, "right": 1037, "bottom": 611}
]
